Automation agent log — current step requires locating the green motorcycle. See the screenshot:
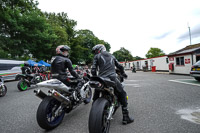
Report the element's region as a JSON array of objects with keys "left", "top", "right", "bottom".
[{"left": 16, "top": 73, "right": 42, "bottom": 91}]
